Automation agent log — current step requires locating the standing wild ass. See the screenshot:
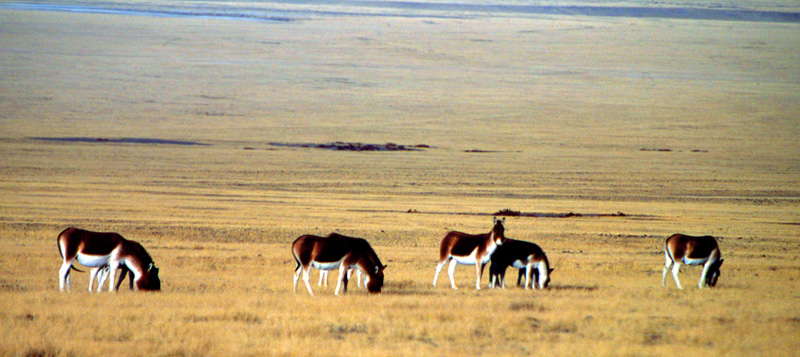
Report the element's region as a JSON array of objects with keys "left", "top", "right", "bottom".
[
  {"left": 433, "top": 217, "right": 507, "bottom": 290},
  {"left": 488, "top": 238, "right": 553, "bottom": 290},
  {"left": 292, "top": 233, "right": 386, "bottom": 296},
  {"left": 58, "top": 227, "right": 161, "bottom": 292},
  {"left": 662, "top": 233, "right": 723, "bottom": 289}
]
